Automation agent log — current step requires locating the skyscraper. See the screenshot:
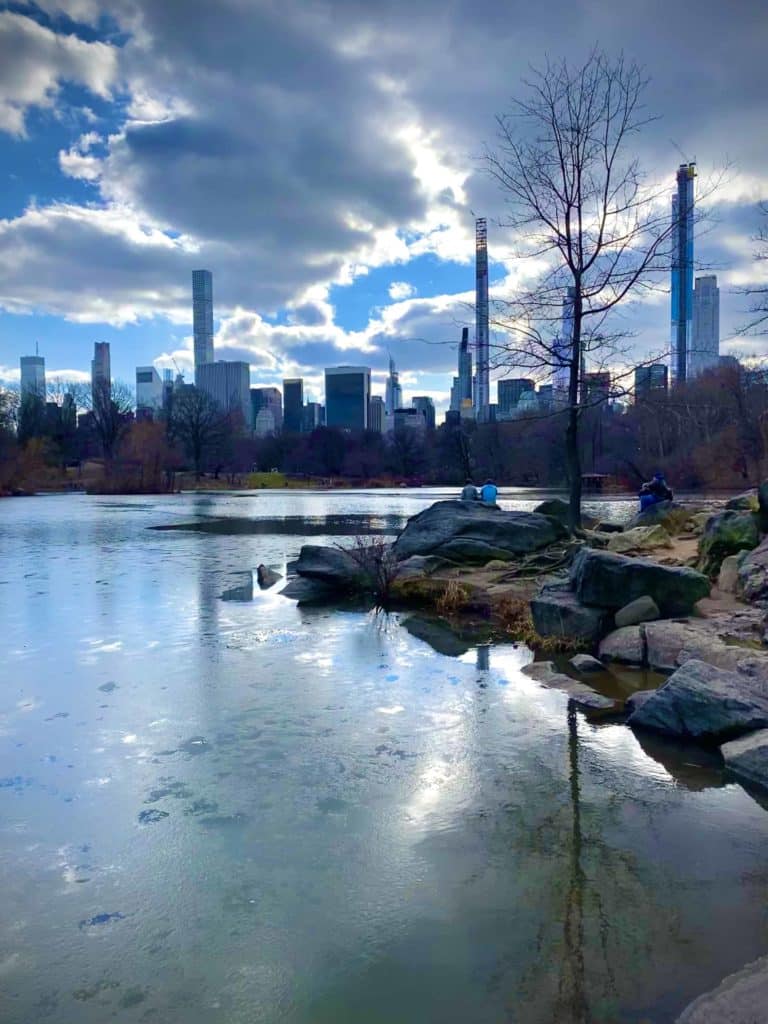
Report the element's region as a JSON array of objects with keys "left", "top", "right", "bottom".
[
  {"left": 671, "top": 163, "right": 696, "bottom": 384},
  {"left": 20, "top": 355, "right": 45, "bottom": 399},
  {"left": 325, "top": 366, "right": 371, "bottom": 431},
  {"left": 552, "top": 287, "right": 575, "bottom": 403},
  {"left": 457, "top": 326, "right": 473, "bottom": 407},
  {"left": 474, "top": 219, "right": 489, "bottom": 419},
  {"left": 368, "top": 395, "right": 385, "bottom": 433},
  {"left": 197, "top": 361, "right": 251, "bottom": 429},
  {"left": 384, "top": 356, "right": 403, "bottom": 416},
  {"left": 192, "top": 269, "right": 214, "bottom": 382},
  {"left": 283, "top": 378, "right": 304, "bottom": 432},
  {"left": 91, "top": 342, "right": 111, "bottom": 407},
  {"left": 634, "top": 364, "right": 668, "bottom": 401},
  {"left": 412, "top": 396, "right": 436, "bottom": 430},
  {"left": 251, "top": 386, "right": 283, "bottom": 432},
  {"left": 498, "top": 378, "right": 534, "bottom": 415},
  {"left": 136, "top": 366, "right": 163, "bottom": 414},
  {"left": 691, "top": 274, "right": 720, "bottom": 376}
]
